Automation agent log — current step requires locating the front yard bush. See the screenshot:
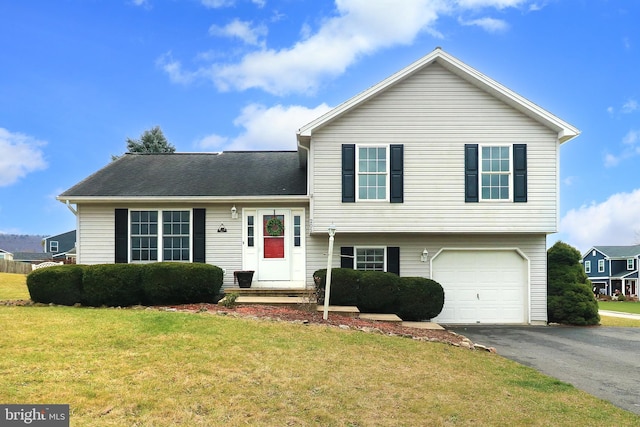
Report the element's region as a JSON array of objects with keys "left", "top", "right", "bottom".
[
  {"left": 314, "top": 268, "right": 360, "bottom": 306},
  {"left": 82, "top": 264, "right": 144, "bottom": 307},
  {"left": 27, "top": 264, "right": 85, "bottom": 305},
  {"left": 357, "top": 271, "right": 401, "bottom": 313},
  {"left": 394, "top": 277, "right": 445, "bottom": 321},
  {"left": 547, "top": 241, "right": 599, "bottom": 325},
  {"left": 141, "top": 262, "right": 223, "bottom": 305},
  {"left": 313, "top": 268, "right": 444, "bottom": 320}
]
